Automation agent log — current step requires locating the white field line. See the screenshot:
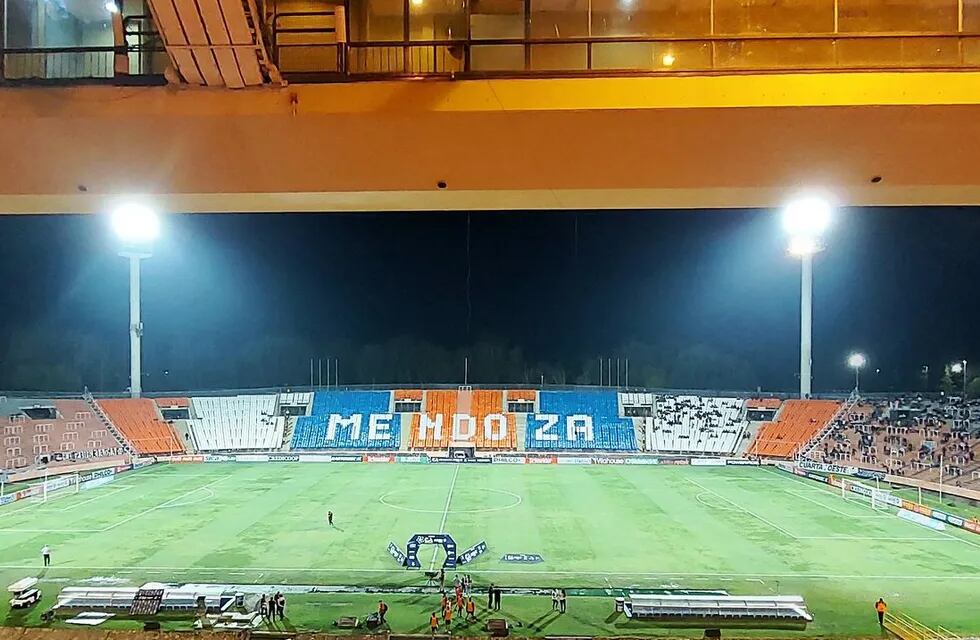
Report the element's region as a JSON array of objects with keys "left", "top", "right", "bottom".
[
  {"left": 429, "top": 464, "right": 460, "bottom": 571},
  {"left": 0, "top": 563, "right": 978, "bottom": 581},
  {"left": 784, "top": 489, "right": 891, "bottom": 519},
  {"left": 0, "top": 476, "right": 230, "bottom": 534},
  {"left": 60, "top": 486, "right": 136, "bottom": 512},
  {"left": 761, "top": 466, "right": 980, "bottom": 548},
  {"left": 685, "top": 477, "right": 798, "bottom": 539}
]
